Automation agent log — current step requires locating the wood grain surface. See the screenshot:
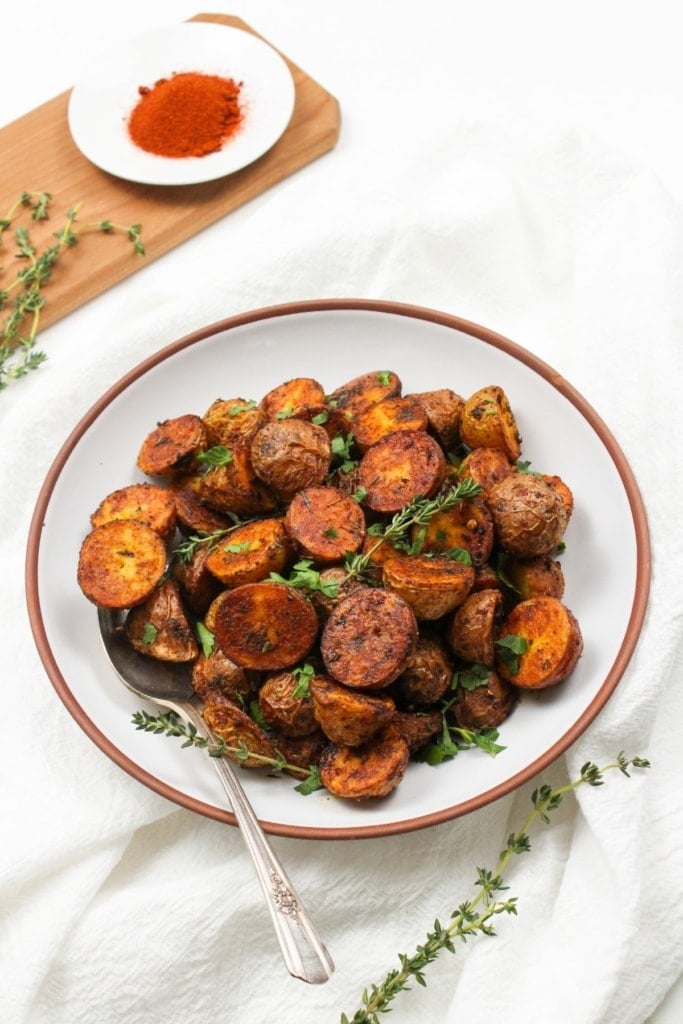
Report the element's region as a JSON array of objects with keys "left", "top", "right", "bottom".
[{"left": 0, "top": 13, "right": 341, "bottom": 330}]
